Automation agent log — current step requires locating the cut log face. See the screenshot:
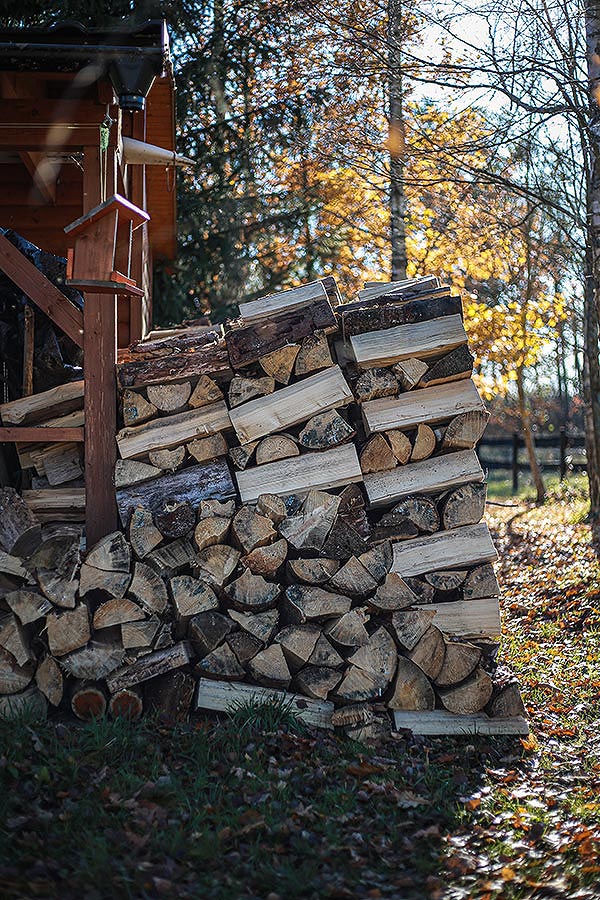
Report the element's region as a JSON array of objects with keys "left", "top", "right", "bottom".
[
  {"left": 229, "top": 442, "right": 259, "bottom": 470},
  {"left": 46, "top": 604, "right": 90, "bottom": 657},
  {"left": 438, "top": 666, "right": 494, "bottom": 714},
  {"left": 35, "top": 655, "right": 63, "bottom": 706},
  {"left": 442, "top": 483, "right": 487, "bottom": 530},
  {"left": 5, "top": 589, "right": 52, "bottom": 625},
  {"left": 122, "top": 617, "right": 161, "bottom": 649},
  {"left": 404, "top": 577, "right": 437, "bottom": 605},
  {"left": 463, "top": 564, "right": 500, "bottom": 600},
  {"left": 232, "top": 506, "right": 277, "bottom": 554},
  {"left": 114, "top": 459, "right": 162, "bottom": 488},
  {"left": 0, "top": 550, "right": 27, "bottom": 580},
  {"left": 369, "top": 573, "right": 417, "bottom": 612},
  {"left": 241, "top": 538, "right": 287, "bottom": 577},
  {"left": 187, "top": 433, "right": 229, "bottom": 464},
  {"left": 360, "top": 434, "right": 397, "bottom": 474},
  {"left": 169, "top": 575, "right": 219, "bottom": 618},
  {"left": 37, "top": 569, "right": 78, "bottom": 608},
  {"left": 298, "top": 410, "right": 355, "bottom": 450},
  {"left": 189, "top": 375, "right": 224, "bottom": 409},
  {"left": 196, "top": 643, "right": 246, "bottom": 681},
  {"left": 195, "top": 545, "right": 241, "bottom": 588},
  {"left": 60, "top": 639, "right": 124, "bottom": 680},
  {"left": 326, "top": 608, "right": 370, "bottom": 649},
  {"left": 331, "top": 704, "right": 374, "bottom": 727},
  {"left": 224, "top": 568, "right": 281, "bottom": 612},
  {"left": 229, "top": 375, "right": 275, "bottom": 408},
  {"left": 354, "top": 368, "right": 398, "bottom": 403},
  {"left": 348, "top": 626, "right": 397, "bottom": 687},
  {"left": 30, "top": 442, "right": 83, "bottom": 486},
  {"left": 279, "top": 492, "right": 340, "bottom": 551},
  {"left": 337, "top": 483, "right": 370, "bottom": 538},
  {"left": 0, "top": 686, "right": 47, "bottom": 721},
  {"left": 189, "top": 611, "right": 235, "bottom": 657},
  {"left": 247, "top": 643, "right": 291, "bottom": 689},
  {"left": 380, "top": 496, "right": 440, "bottom": 534},
  {"left": 0, "top": 487, "right": 42, "bottom": 556},
  {"left": 287, "top": 558, "right": 340, "bottom": 585},
  {"left": 425, "top": 570, "right": 468, "bottom": 591},
  {"left": 106, "top": 642, "right": 192, "bottom": 693},
  {"left": 410, "top": 424, "right": 436, "bottom": 462},
  {"left": 388, "top": 657, "right": 435, "bottom": 710},
  {"left": 308, "top": 633, "right": 344, "bottom": 669},
  {"left": 0, "top": 615, "right": 32, "bottom": 666},
  {"left": 0, "top": 646, "right": 33, "bottom": 695},
  {"left": 148, "top": 446, "right": 186, "bottom": 471},
  {"left": 71, "top": 683, "right": 108, "bottom": 721},
  {"left": 386, "top": 430, "right": 412, "bottom": 464},
  {"left": 434, "top": 641, "right": 482, "bottom": 687},
  {"left": 256, "top": 493, "right": 287, "bottom": 524},
  {"left": 406, "top": 626, "right": 446, "bottom": 681},
  {"left": 358, "top": 542, "right": 392, "bottom": 583},
  {"left": 284, "top": 585, "right": 352, "bottom": 624},
  {"left": 295, "top": 666, "right": 341, "bottom": 700},
  {"left": 122, "top": 390, "right": 157, "bottom": 427},
  {"left": 255, "top": 435, "right": 300, "bottom": 466},
  {"left": 200, "top": 499, "right": 237, "bottom": 520},
  {"left": 227, "top": 632, "right": 264, "bottom": 667},
  {"left": 128, "top": 562, "right": 168, "bottom": 614},
  {"left": 147, "top": 538, "right": 197, "bottom": 575},
  {"left": 155, "top": 501, "right": 196, "bottom": 539},
  {"left": 294, "top": 330, "right": 333, "bottom": 376},
  {"left": 147, "top": 381, "right": 192, "bottom": 412},
  {"left": 334, "top": 665, "right": 387, "bottom": 702},
  {"left": 390, "top": 609, "right": 437, "bottom": 650},
  {"left": 394, "top": 358, "right": 429, "bottom": 391},
  {"left": 442, "top": 409, "right": 490, "bottom": 451},
  {"left": 275, "top": 624, "right": 321, "bottom": 669},
  {"left": 427, "top": 597, "right": 501, "bottom": 638},
  {"left": 93, "top": 597, "right": 145, "bottom": 630},
  {"left": 194, "top": 516, "right": 231, "bottom": 552},
  {"left": 259, "top": 344, "right": 300, "bottom": 384},
  {"left": 488, "top": 681, "right": 526, "bottom": 718},
  {"left": 320, "top": 520, "right": 368, "bottom": 560},
  {"left": 109, "top": 688, "right": 144, "bottom": 721},
  {"left": 228, "top": 608, "right": 279, "bottom": 643},
  {"left": 329, "top": 556, "right": 378, "bottom": 598}
]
